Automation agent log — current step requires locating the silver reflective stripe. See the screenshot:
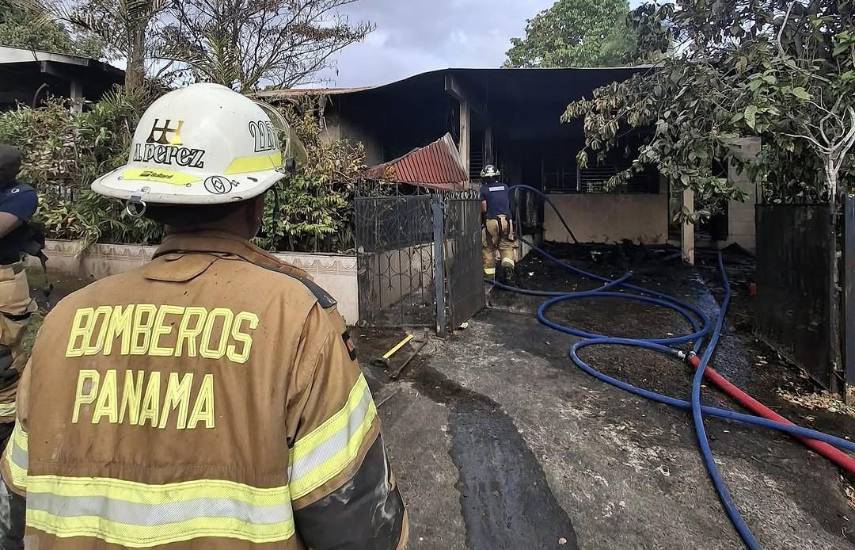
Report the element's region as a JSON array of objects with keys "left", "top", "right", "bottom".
[
  {"left": 9, "top": 441, "right": 26, "bottom": 470},
  {"left": 289, "top": 389, "right": 373, "bottom": 484},
  {"left": 27, "top": 493, "right": 293, "bottom": 526},
  {"left": 489, "top": 186, "right": 504, "bottom": 192}
]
